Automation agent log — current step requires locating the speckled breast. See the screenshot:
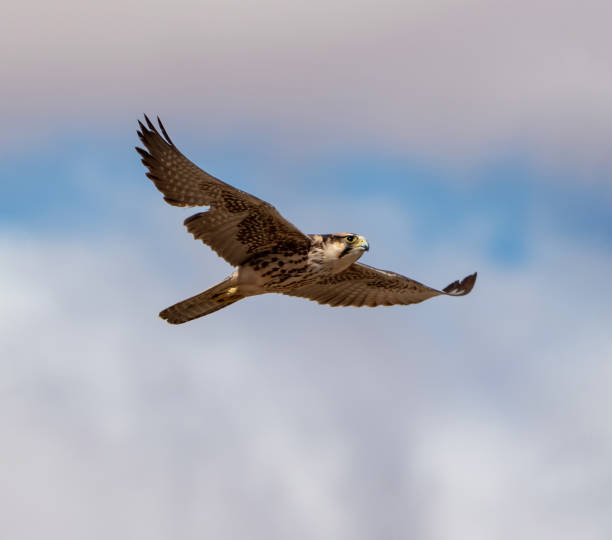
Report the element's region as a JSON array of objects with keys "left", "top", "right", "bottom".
[{"left": 242, "top": 248, "right": 327, "bottom": 291}]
